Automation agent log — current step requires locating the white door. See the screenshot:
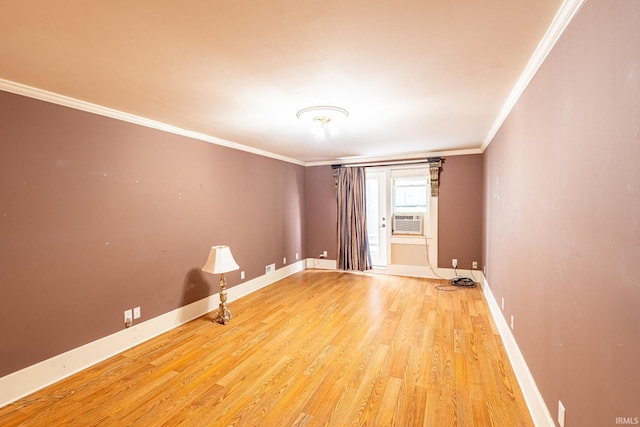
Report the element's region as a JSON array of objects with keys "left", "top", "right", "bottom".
[{"left": 366, "top": 170, "right": 388, "bottom": 267}]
